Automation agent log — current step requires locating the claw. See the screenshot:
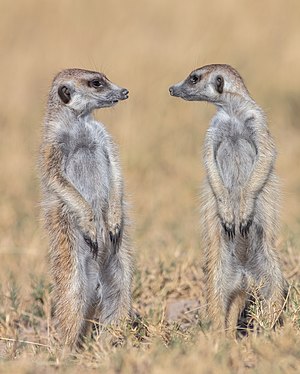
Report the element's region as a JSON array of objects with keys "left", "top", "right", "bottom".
[
  {"left": 109, "top": 224, "right": 122, "bottom": 253},
  {"left": 239, "top": 219, "right": 253, "bottom": 238},
  {"left": 83, "top": 235, "right": 99, "bottom": 259},
  {"left": 222, "top": 221, "right": 235, "bottom": 241}
]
